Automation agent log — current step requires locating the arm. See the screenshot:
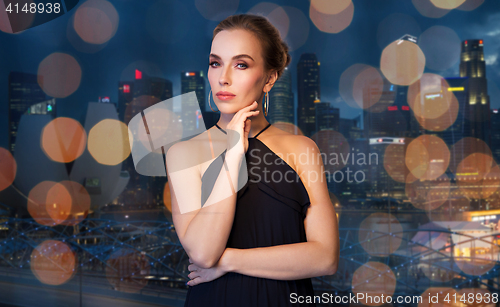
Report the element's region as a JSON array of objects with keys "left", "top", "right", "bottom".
[
  {"left": 166, "top": 141, "right": 242, "bottom": 269},
  {"left": 220, "top": 136, "right": 339, "bottom": 280}
]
